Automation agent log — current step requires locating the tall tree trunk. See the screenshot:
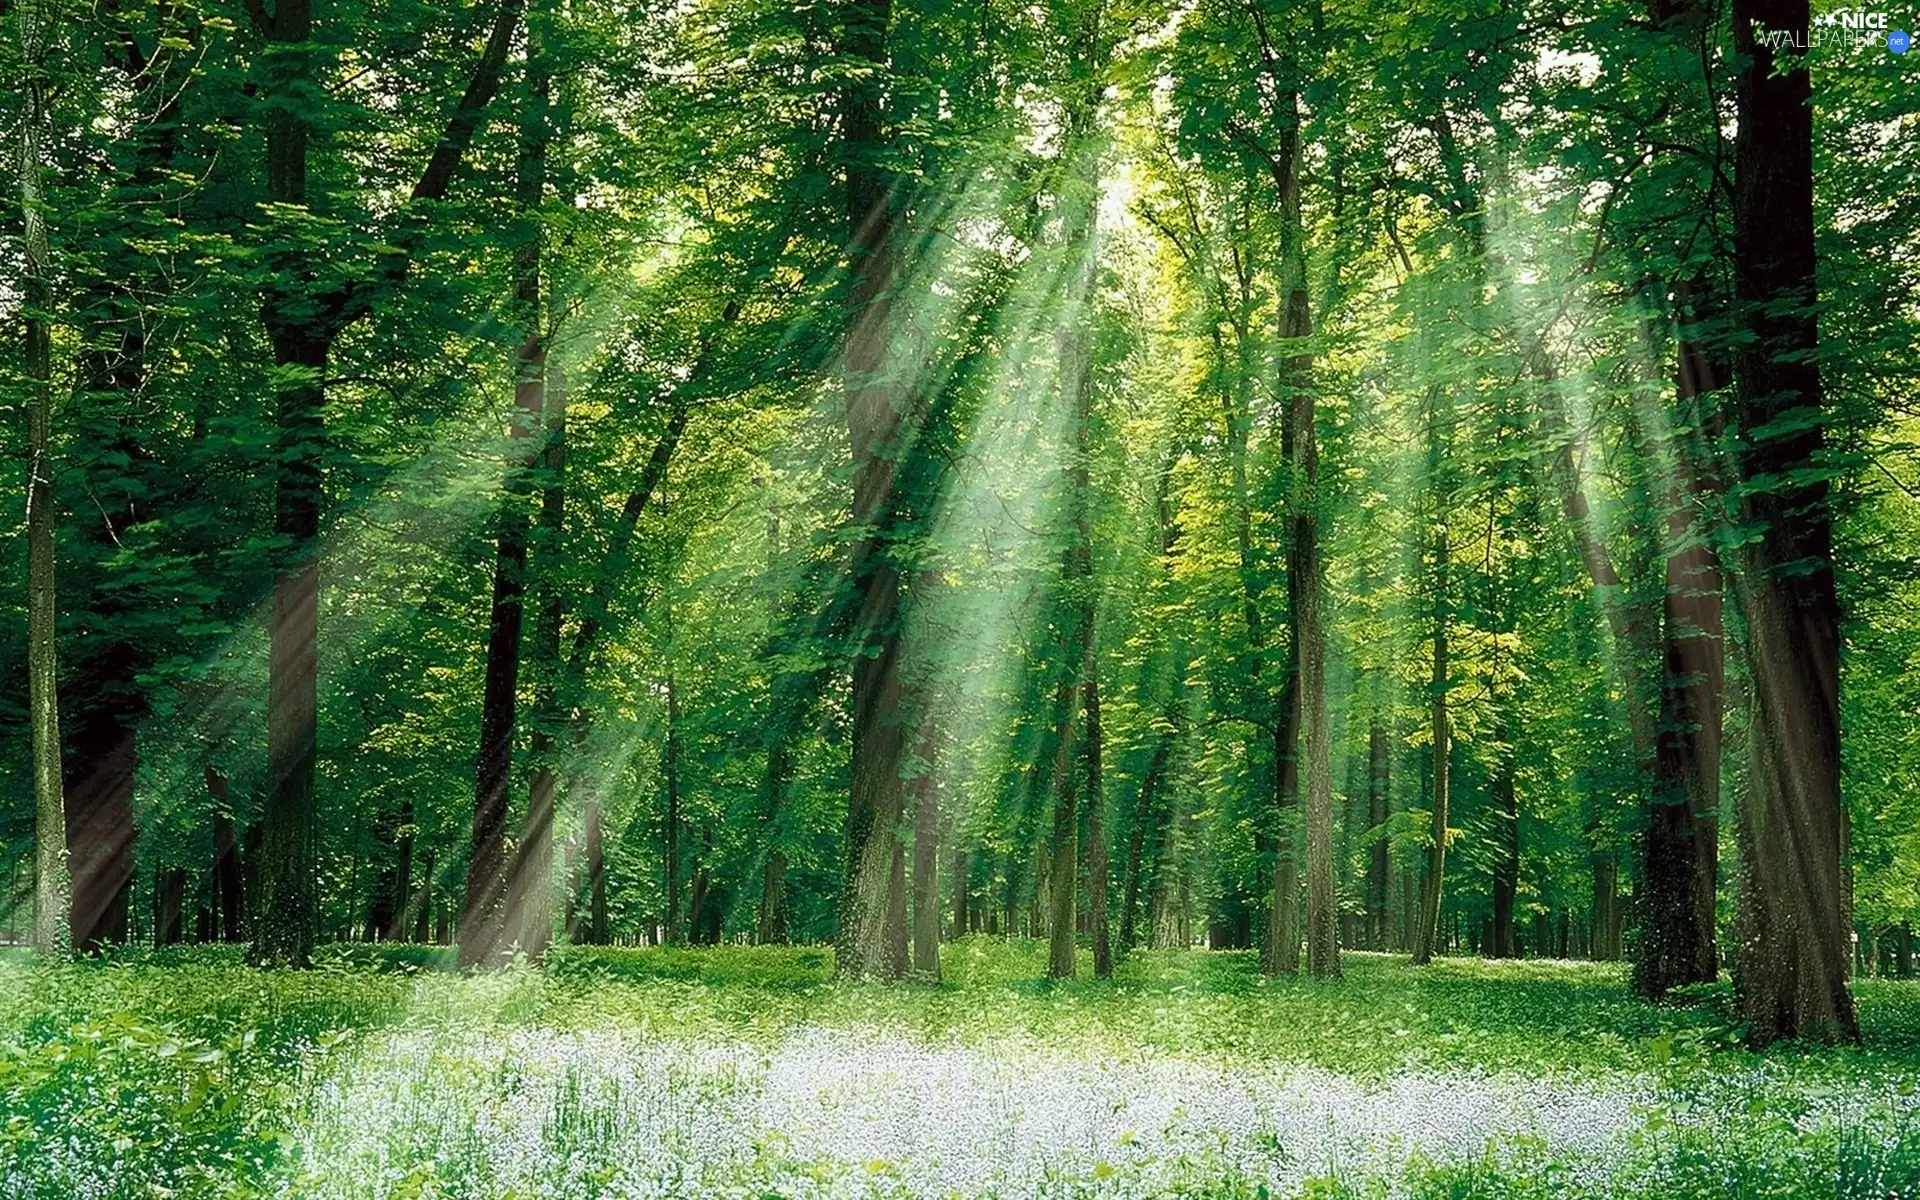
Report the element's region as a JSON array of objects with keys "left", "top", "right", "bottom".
[
  {"left": 951, "top": 849, "right": 970, "bottom": 939},
  {"left": 1728, "top": 0, "right": 1856, "bottom": 1045},
  {"left": 19, "top": 0, "right": 67, "bottom": 959},
  {"left": 585, "top": 800, "right": 607, "bottom": 944},
  {"left": 757, "top": 733, "right": 794, "bottom": 945},
  {"left": 1121, "top": 730, "right": 1175, "bottom": 952},
  {"left": 1490, "top": 724, "right": 1518, "bottom": 959},
  {"left": 460, "top": 358, "right": 542, "bottom": 966},
  {"left": 1046, "top": 676, "right": 1078, "bottom": 979},
  {"left": 836, "top": 0, "right": 910, "bottom": 981},
  {"left": 1413, "top": 523, "right": 1450, "bottom": 966},
  {"left": 1366, "top": 705, "right": 1390, "bottom": 950},
  {"left": 461, "top": 7, "right": 553, "bottom": 967},
  {"left": 251, "top": 0, "right": 326, "bottom": 969},
  {"left": 1275, "top": 95, "right": 1336, "bottom": 979},
  {"left": 1123, "top": 466, "right": 1185, "bottom": 953},
  {"left": 509, "top": 16, "right": 560, "bottom": 961},
  {"left": 1637, "top": 294, "right": 1726, "bottom": 997},
  {"left": 911, "top": 722, "right": 941, "bottom": 977},
  {"left": 664, "top": 666, "right": 682, "bottom": 944},
  {"left": 154, "top": 867, "right": 186, "bottom": 947},
  {"left": 251, "top": 0, "right": 522, "bottom": 969},
  {"left": 205, "top": 768, "right": 247, "bottom": 942},
  {"left": 1084, "top": 643, "right": 1111, "bottom": 978}
]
